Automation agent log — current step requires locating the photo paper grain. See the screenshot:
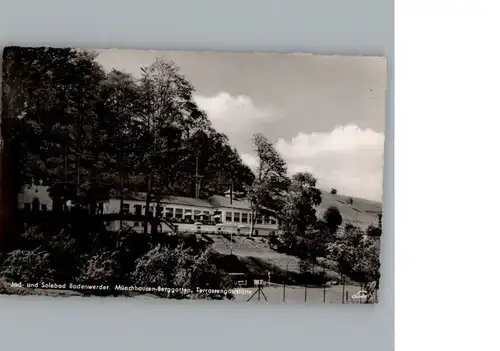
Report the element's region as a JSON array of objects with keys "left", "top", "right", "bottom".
[{"left": 0, "top": 47, "right": 386, "bottom": 304}]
